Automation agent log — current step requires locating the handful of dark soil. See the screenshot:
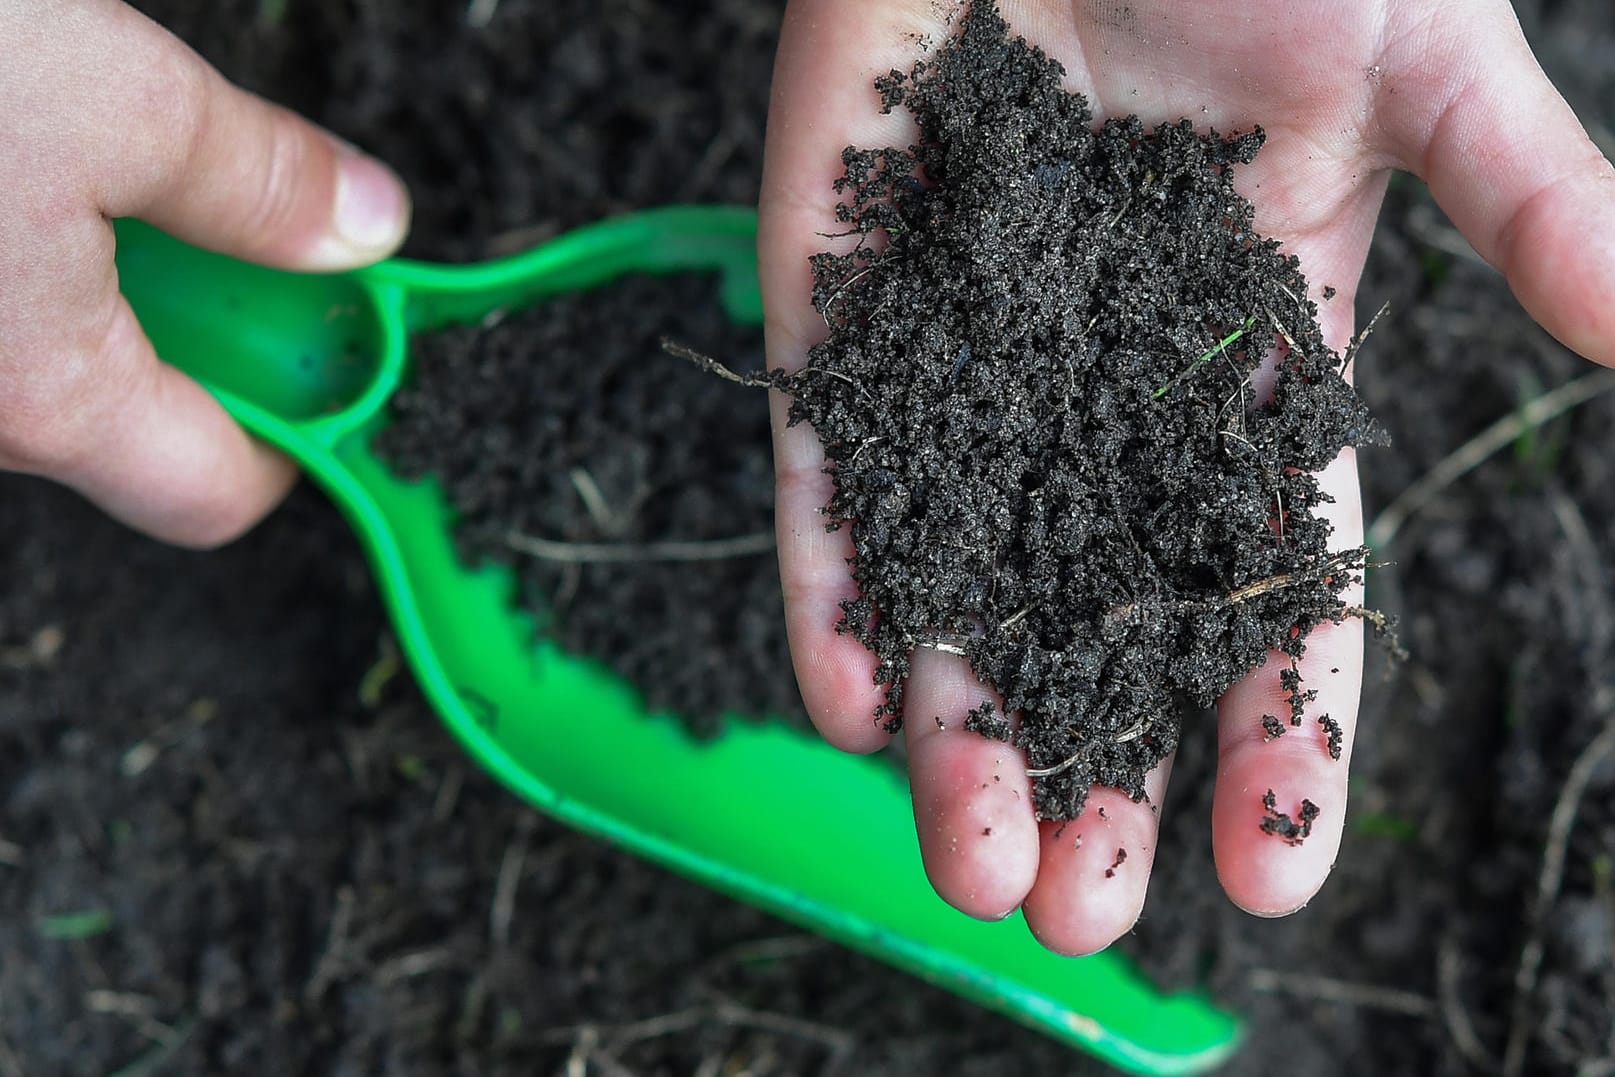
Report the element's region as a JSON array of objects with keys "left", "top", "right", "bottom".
[
  {"left": 374, "top": 275, "right": 803, "bottom": 736},
  {"left": 780, "top": 1, "right": 1381, "bottom": 819}
]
